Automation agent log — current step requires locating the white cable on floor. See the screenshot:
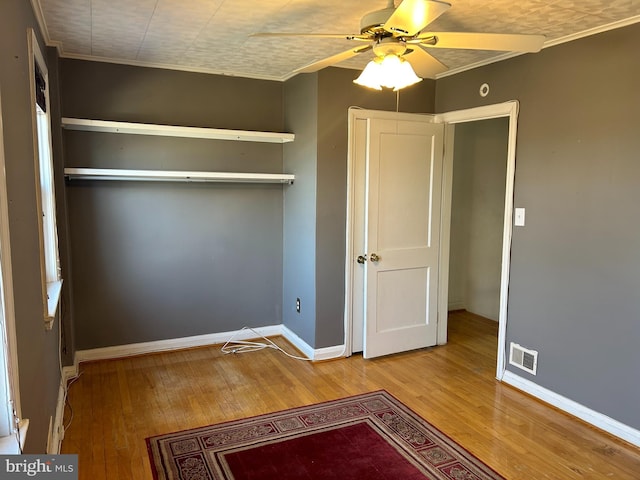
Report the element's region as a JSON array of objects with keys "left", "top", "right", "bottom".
[{"left": 221, "top": 327, "right": 312, "bottom": 361}]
